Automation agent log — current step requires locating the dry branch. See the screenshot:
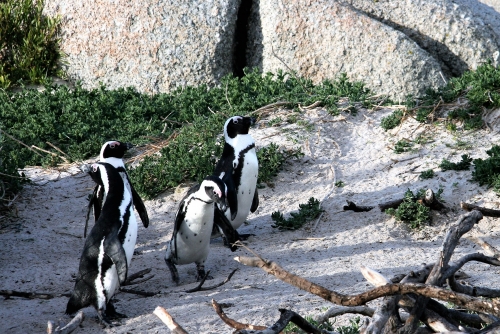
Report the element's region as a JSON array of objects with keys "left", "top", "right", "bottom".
[
  {"left": 234, "top": 255, "right": 500, "bottom": 316},
  {"left": 315, "top": 306, "right": 375, "bottom": 323},
  {"left": 378, "top": 189, "right": 445, "bottom": 212},
  {"left": 122, "top": 268, "right": 154, "bottom": 286},
  {"left": 185, "top": 269, "right": 238, "bottom": 293},
  {"left": 153, "top": 306, "right": 188, "bottom": 334},
  {"left": 0, "top": 289, "right": 55, "bottom": 300},
  {"left": 468, "top": 236, "right": 500, "bottom": 259},
  {"left": 343, "top": 200, "right": 374, "bottom": 212},
  {"left": 119, "top": 287, "right": 156, "bottom": 297},
  {"left": 47, "top": 311, "right": 84, "bottom": 334},
  {"left": 212, "top": 299, "right": 267, "bottom": 331},
  {"left": 461, "top": 202, "right": 500, "bottom": 217}
]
